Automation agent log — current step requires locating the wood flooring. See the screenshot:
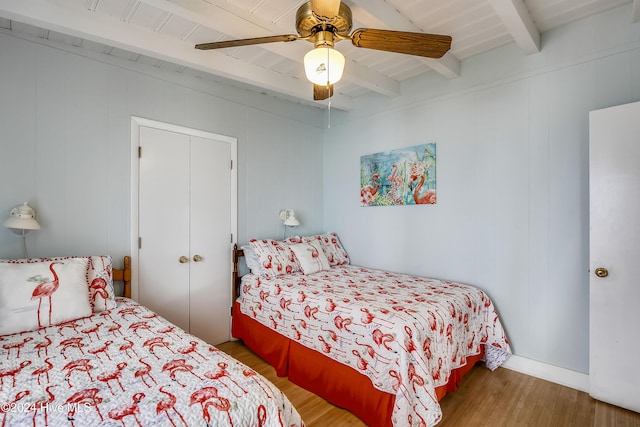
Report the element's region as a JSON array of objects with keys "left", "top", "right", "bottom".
[{"left": 216, "top": 340, "right": 640, "bottom": 427}]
